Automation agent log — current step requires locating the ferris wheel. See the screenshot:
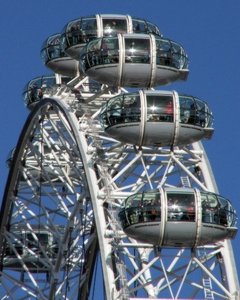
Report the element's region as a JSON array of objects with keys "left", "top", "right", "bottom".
[{"left": 0, "top": 14, "right": 239, "bottom": 300}]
